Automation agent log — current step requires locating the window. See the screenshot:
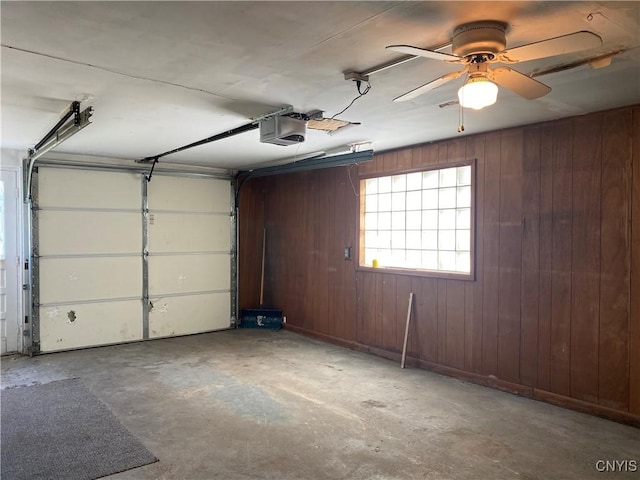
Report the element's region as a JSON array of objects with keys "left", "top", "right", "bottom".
[{"left": 360, "top": 162, "right": 473, "bottom": 277}]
